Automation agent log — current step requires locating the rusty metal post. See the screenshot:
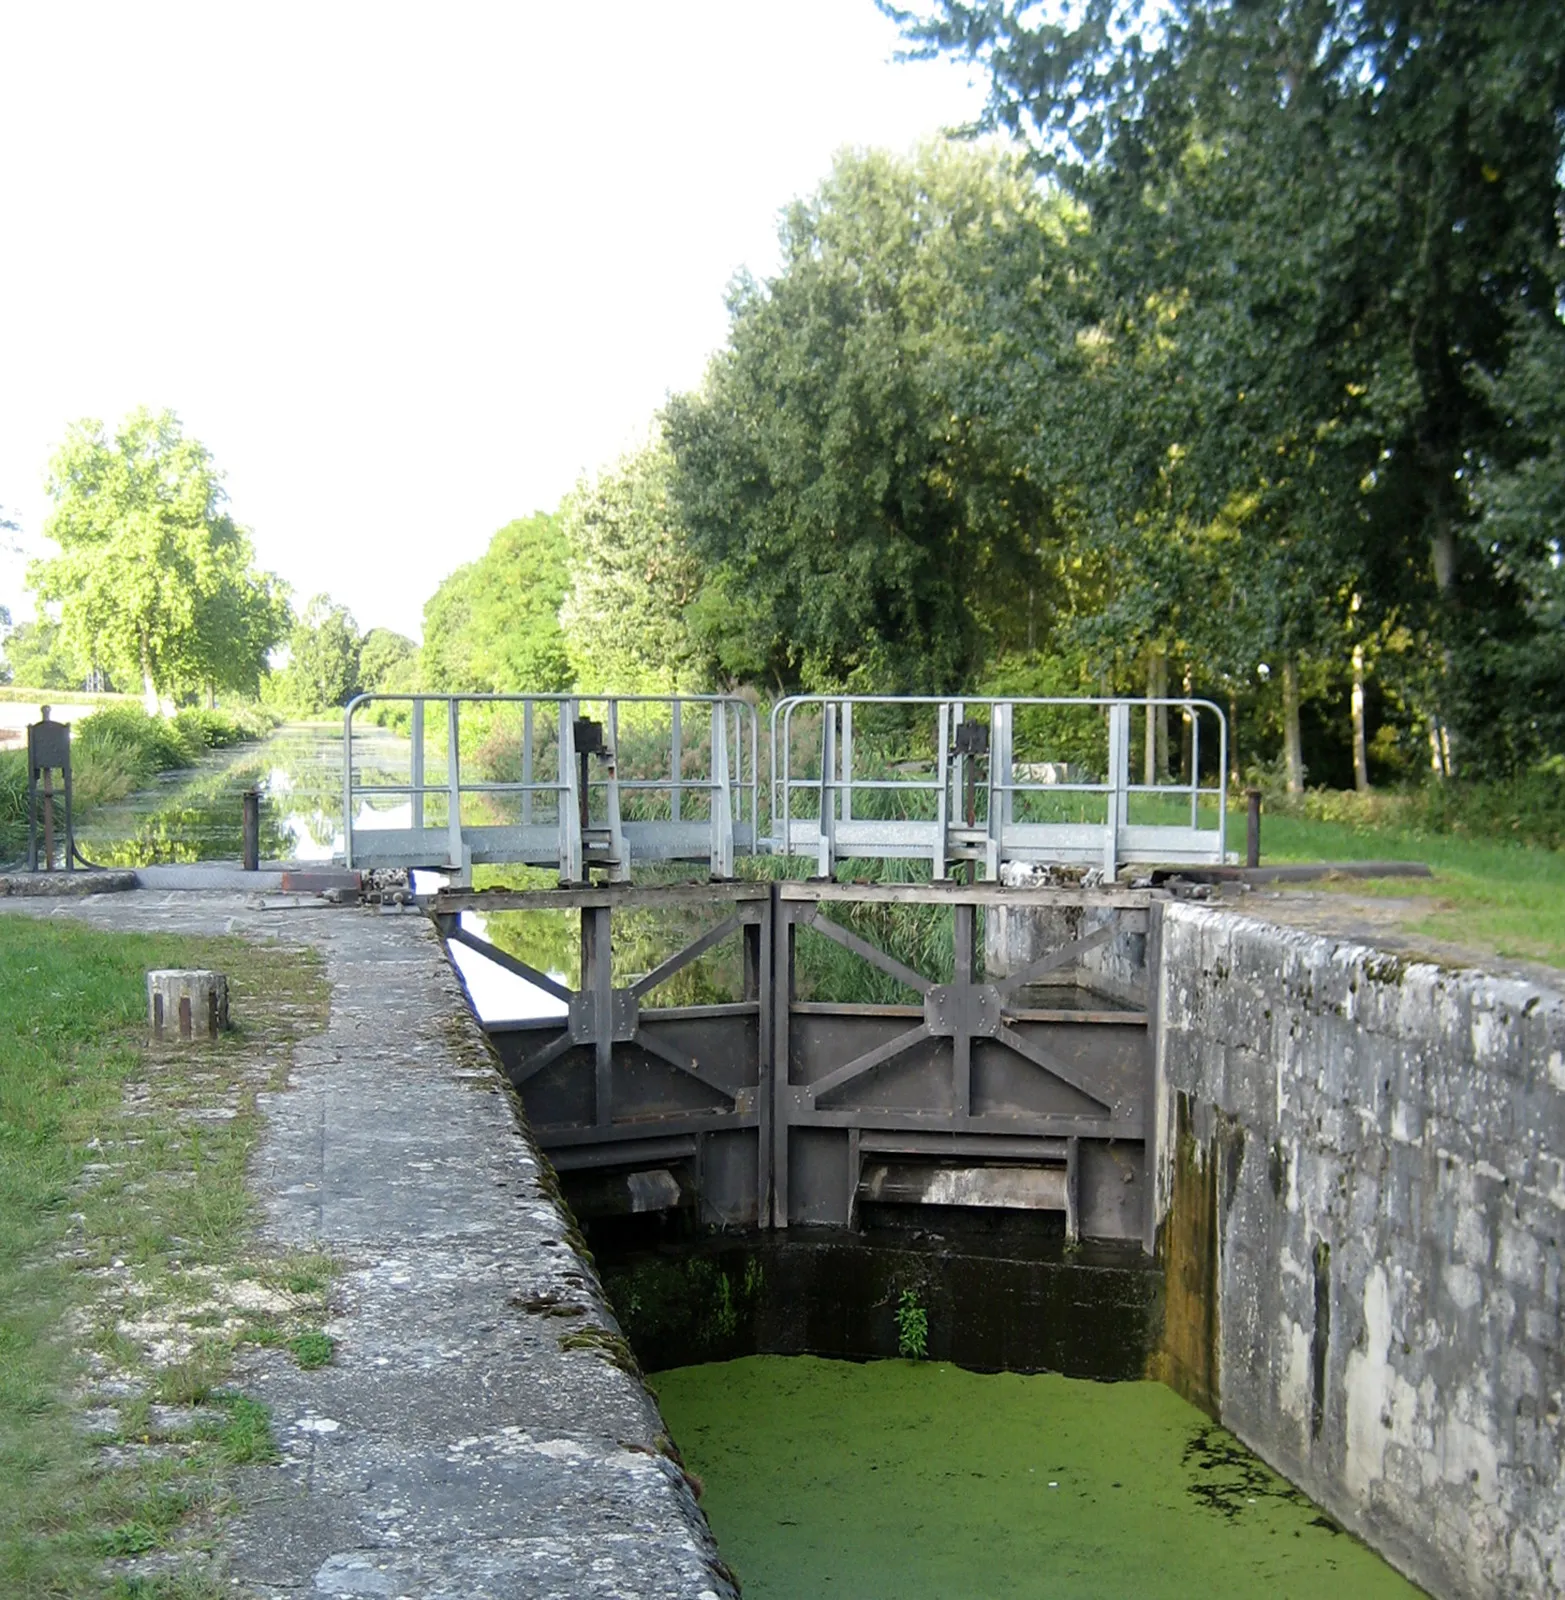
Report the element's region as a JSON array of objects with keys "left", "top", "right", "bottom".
[
  {"left": 1246, "top": 787, "right": 1262, "bottom": 868},
  {"left": 41, "top": 766, "right": 55, "bottom": 871},
  {"left": 242, "top": 788, "right": 261, "bottom": 871}
]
